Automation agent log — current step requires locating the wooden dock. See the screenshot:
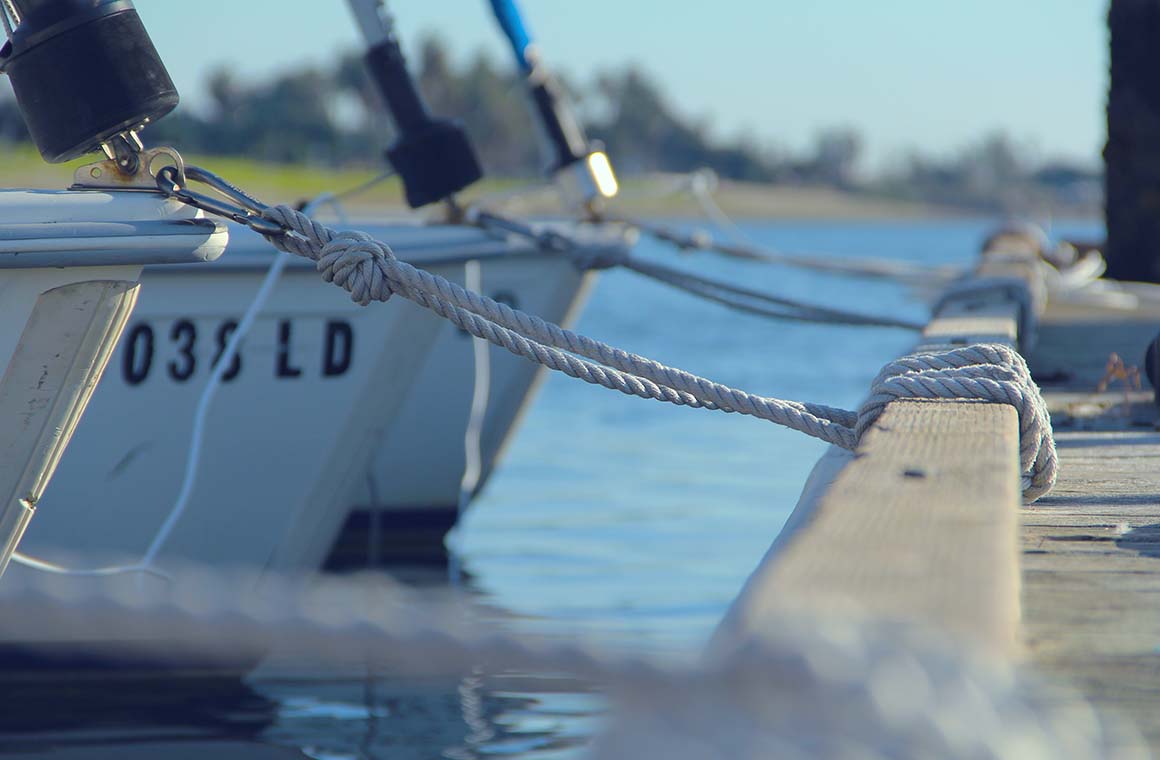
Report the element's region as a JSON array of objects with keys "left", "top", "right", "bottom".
[
  {"left": 1024, "top": 291, "right": 1160, "bottom": 751},
  {"left": 716, "top": 230, "right": 1160, "bottom": 753}
]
